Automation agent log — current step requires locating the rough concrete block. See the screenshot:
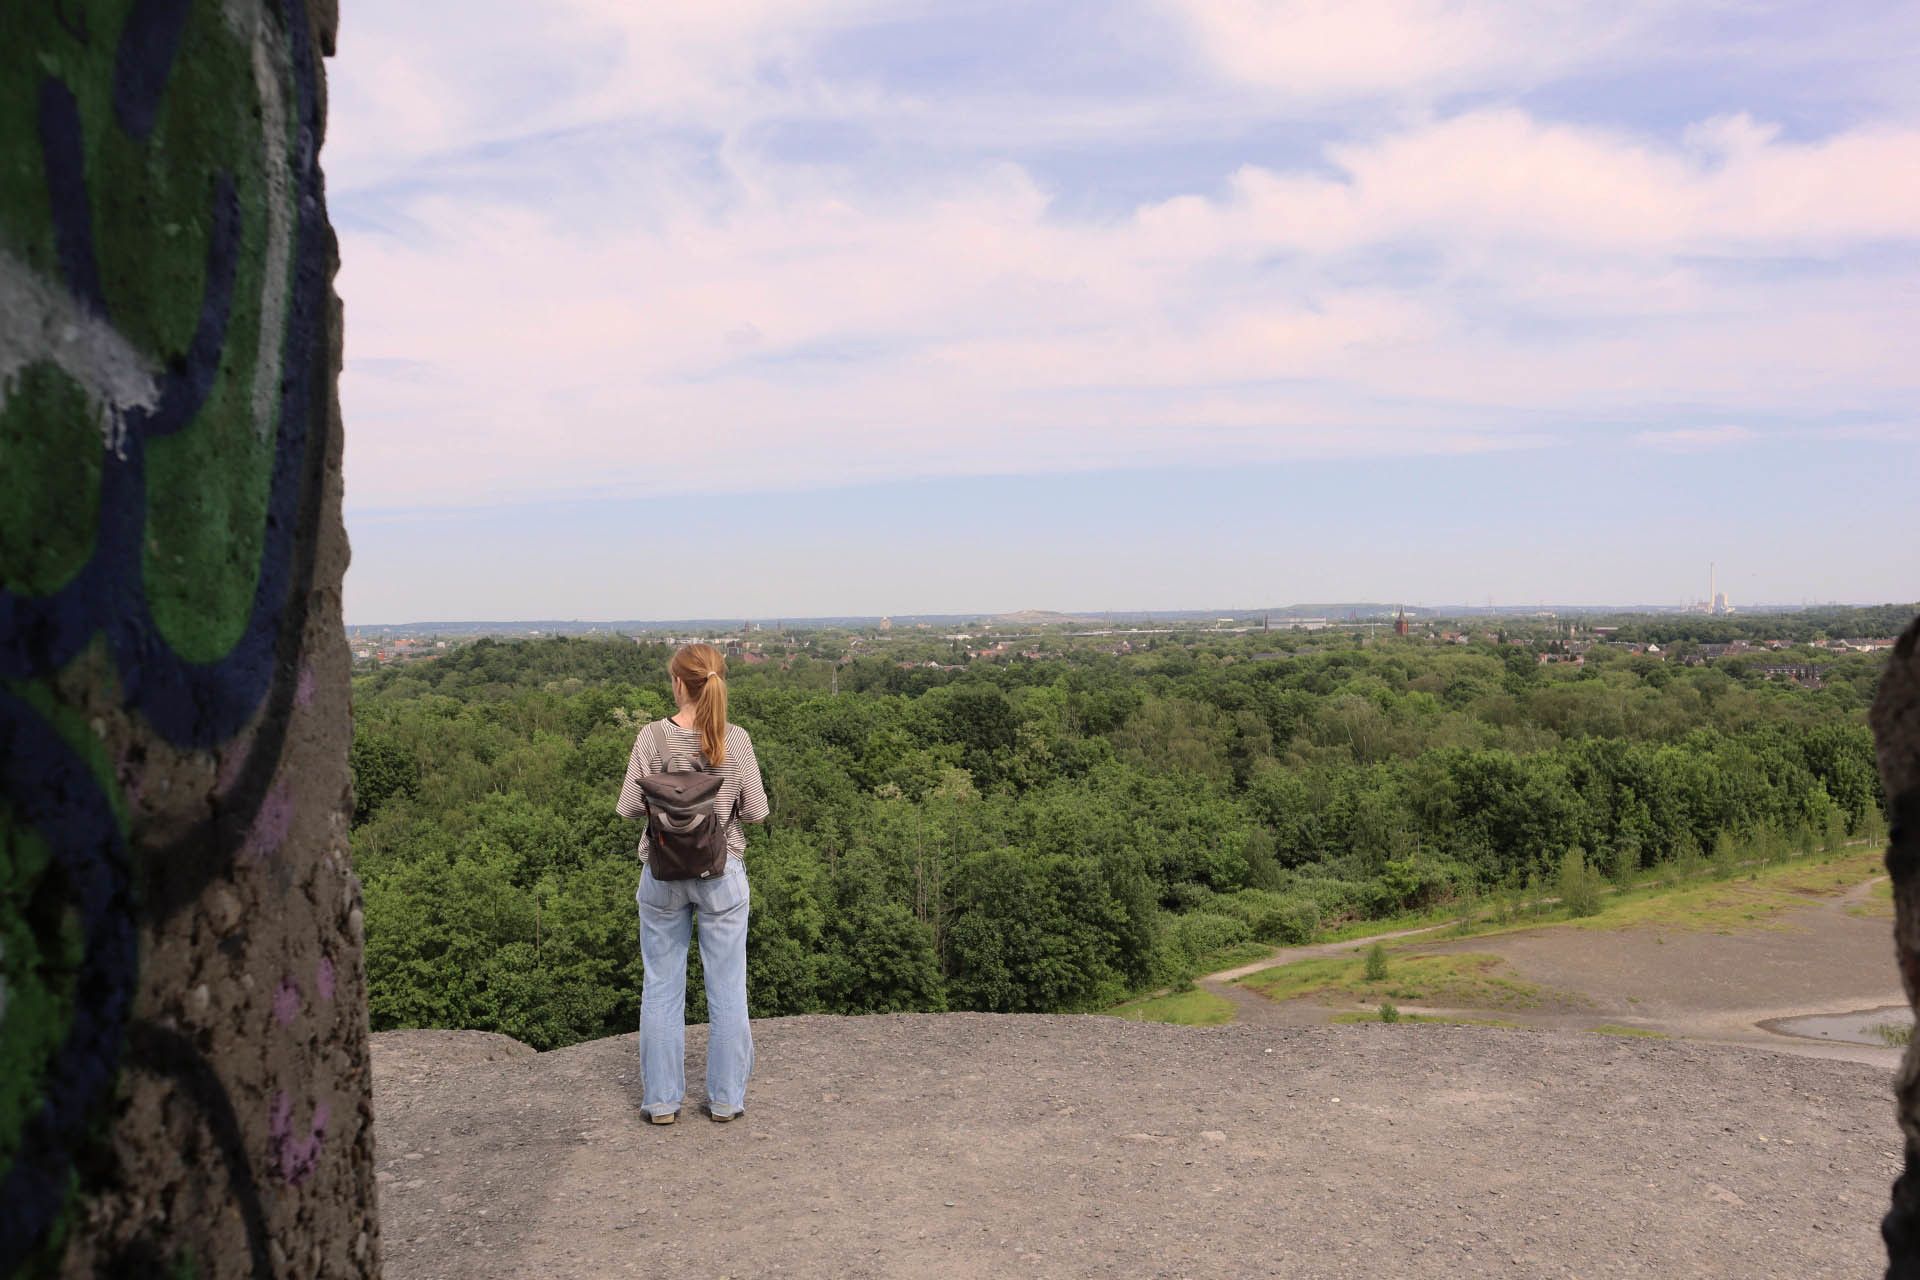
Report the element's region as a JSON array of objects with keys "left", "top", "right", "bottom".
[
  {"left": 0, "top": 2, "right": 375, "bottom": 1275},
  {"left": 1874, "top": 616, "right": 1920, "bottom": 1278}
]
